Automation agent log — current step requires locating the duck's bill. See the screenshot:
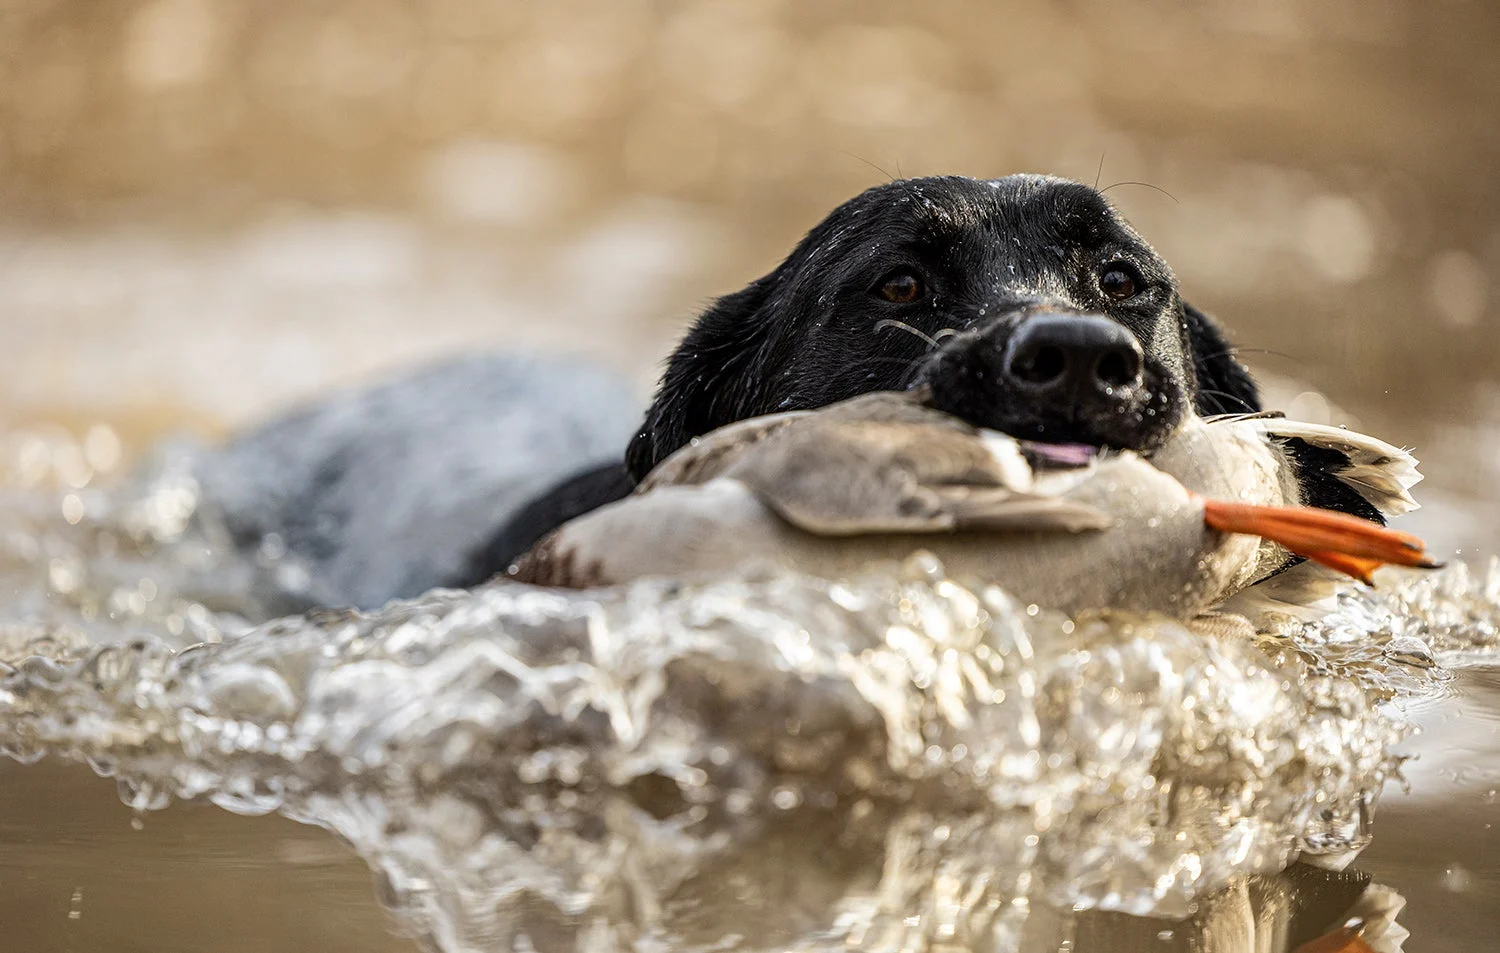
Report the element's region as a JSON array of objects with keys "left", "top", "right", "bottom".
[{"left": 1201, "top": 498, "right": 1442, "bottom": 585}]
